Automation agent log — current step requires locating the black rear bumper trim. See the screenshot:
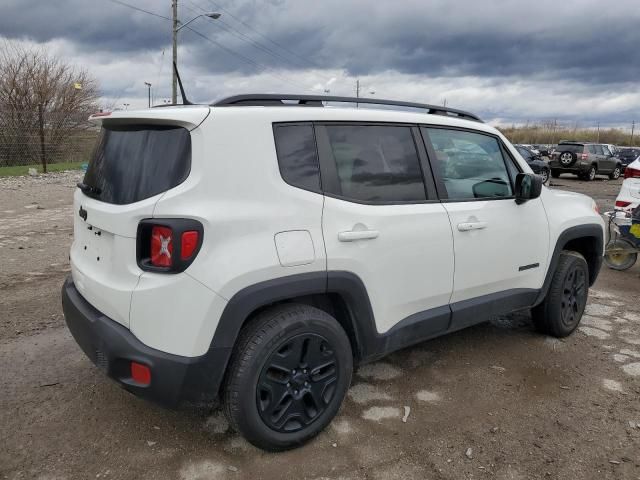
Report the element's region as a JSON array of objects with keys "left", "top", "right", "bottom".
[{"left": 61, "top": 276, "right": 229, "bottom": 408}]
